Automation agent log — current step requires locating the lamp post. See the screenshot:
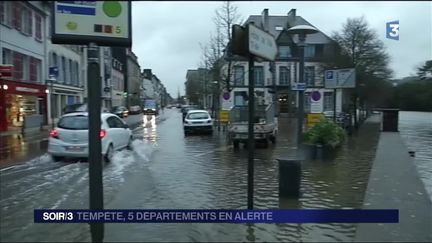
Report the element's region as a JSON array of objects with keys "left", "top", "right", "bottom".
[{"left": 286, "top": 25, "right": 318, "bottom": 146}]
